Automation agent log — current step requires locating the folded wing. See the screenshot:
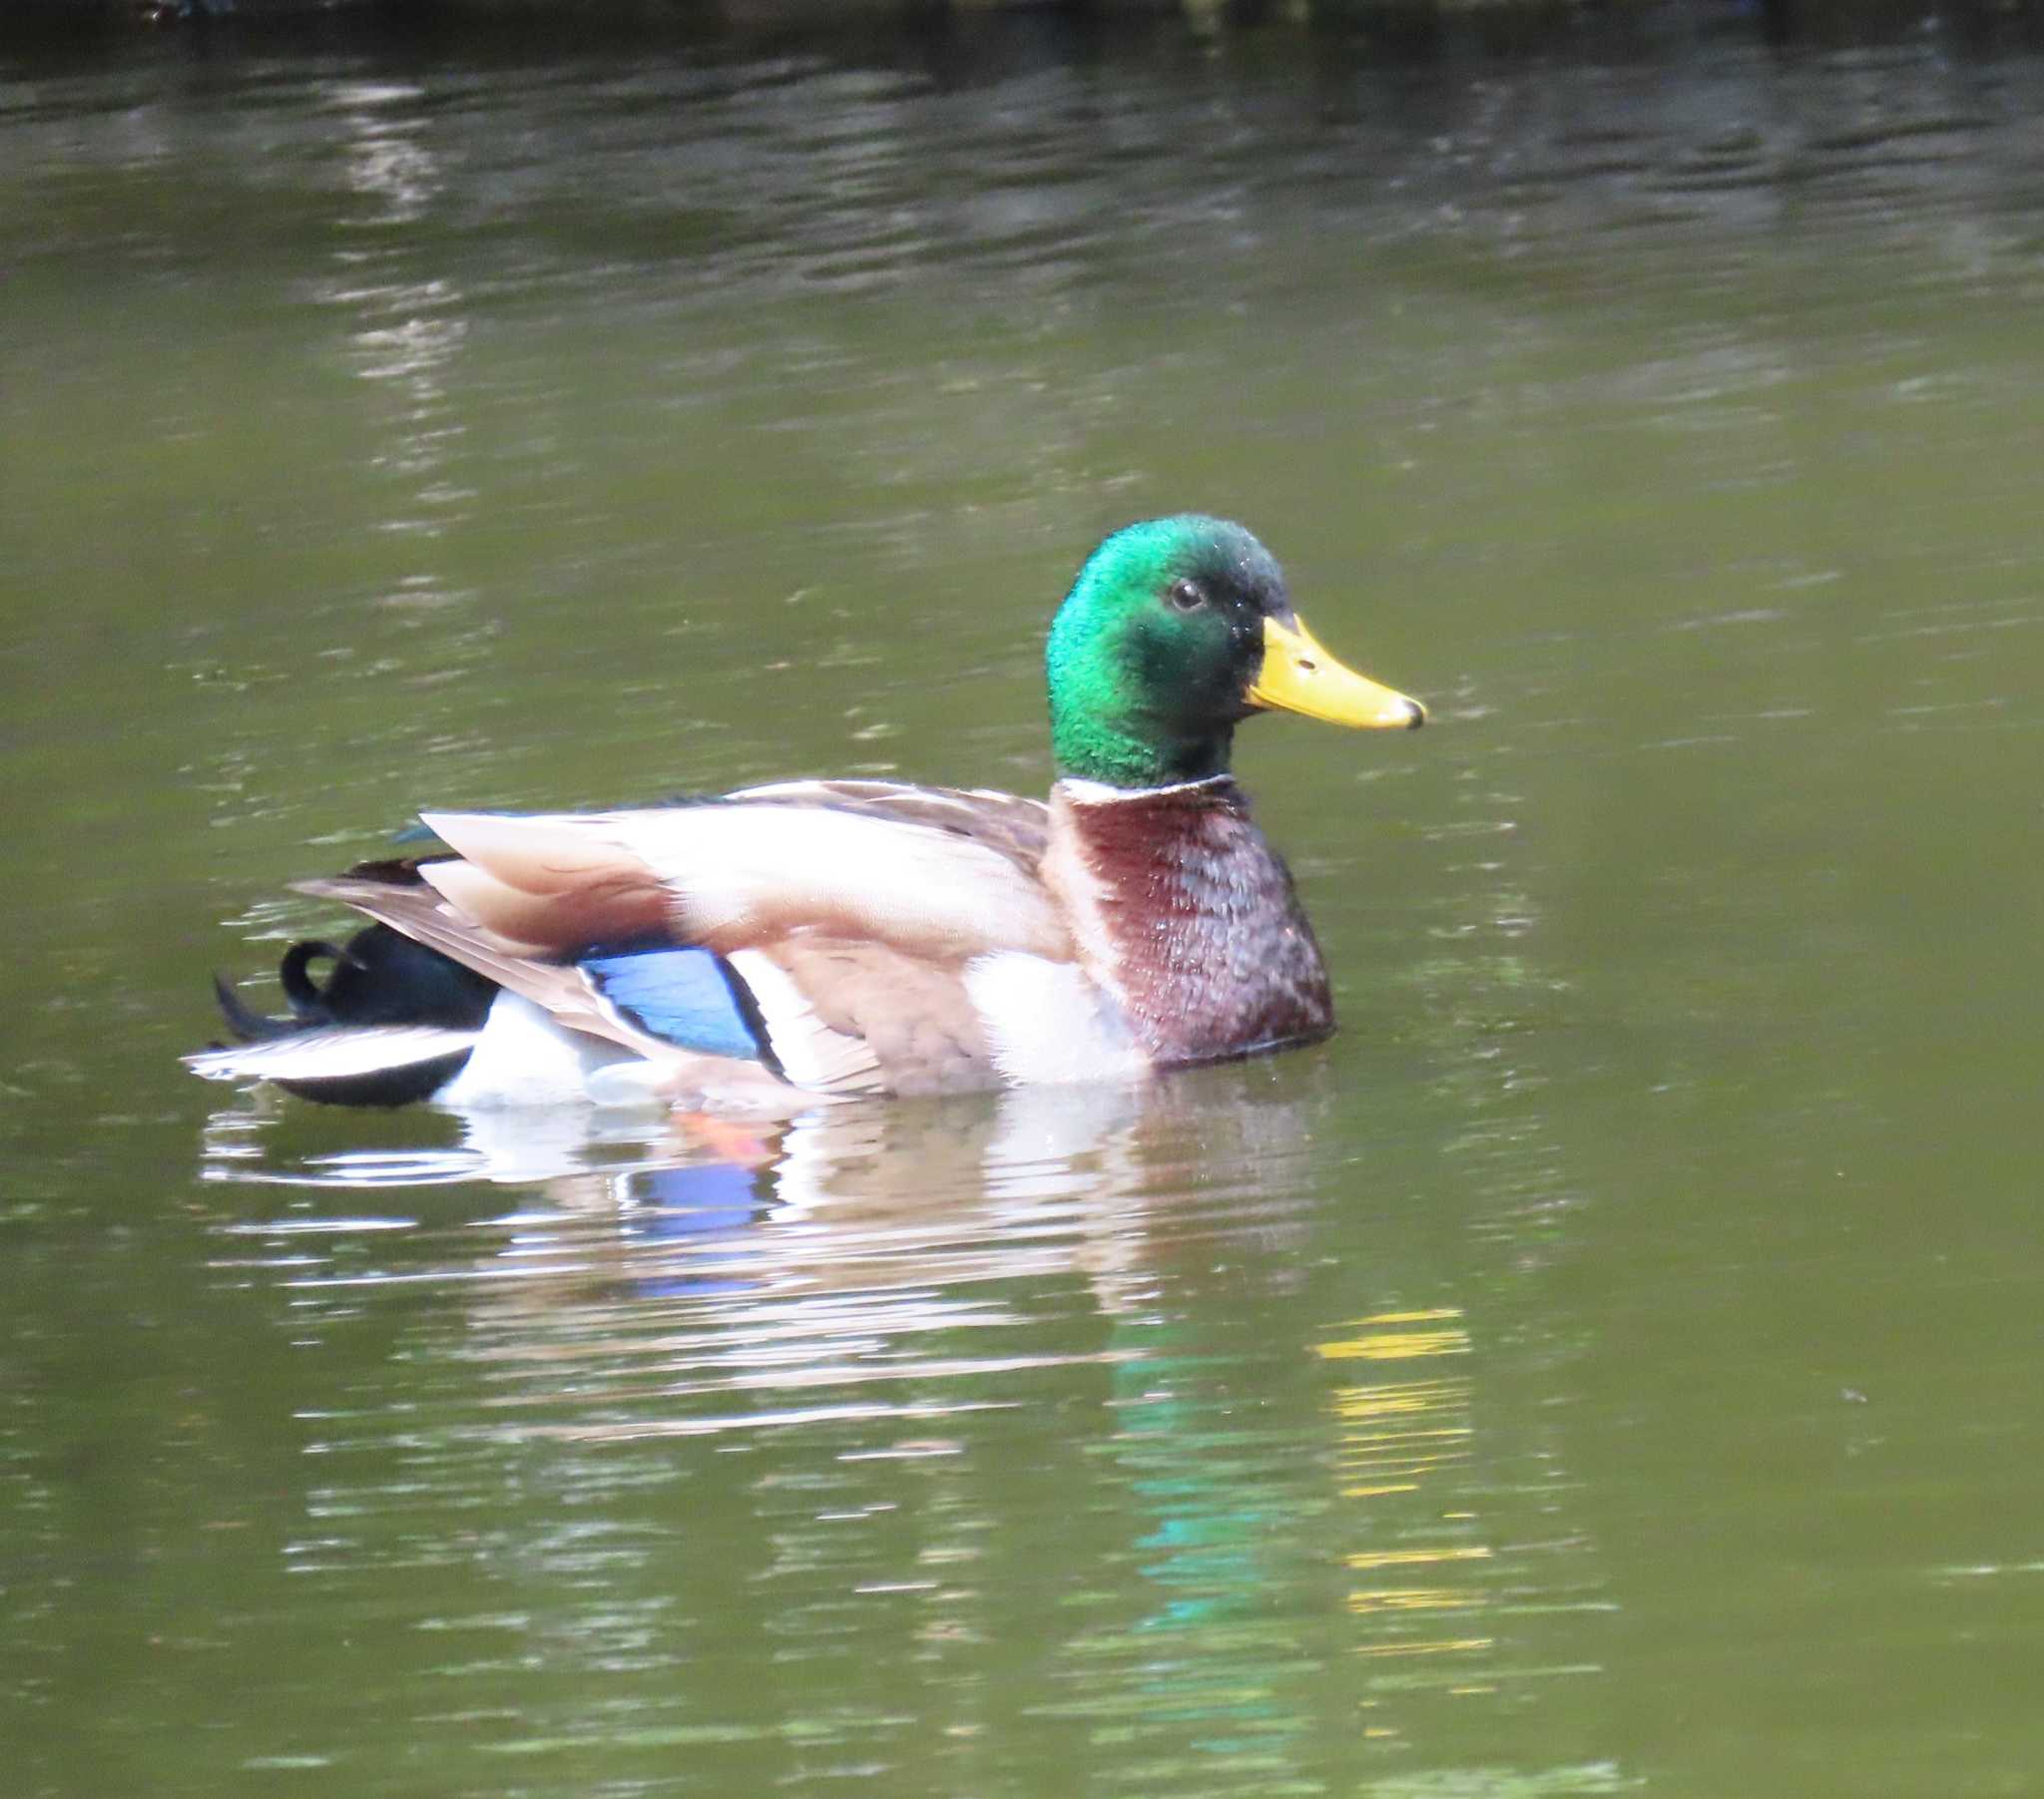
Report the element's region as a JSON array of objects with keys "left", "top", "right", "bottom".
[{"left": 302, "top": 786, "right": 1076, "bottom": 1099}]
